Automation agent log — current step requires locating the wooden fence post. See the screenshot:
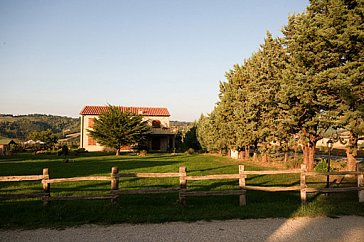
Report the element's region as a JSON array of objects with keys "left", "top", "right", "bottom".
[
  {"left": 179, "top": 166, "right": 187, "bottom": 206},
  {"left": 358, "top": 172, "right": 364, "bottom": 203},
  {"left": 300, "top": 164, "right": 307, "bottom": 205},
  {"left": 239, "top": 165, "right": 246, "bottom": 206},
  {"left": 42, "top": 168, "right": 50, "bottom": 205},
  {"left": 111, "top": 167, "right": 119, "bottom": 203}
]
